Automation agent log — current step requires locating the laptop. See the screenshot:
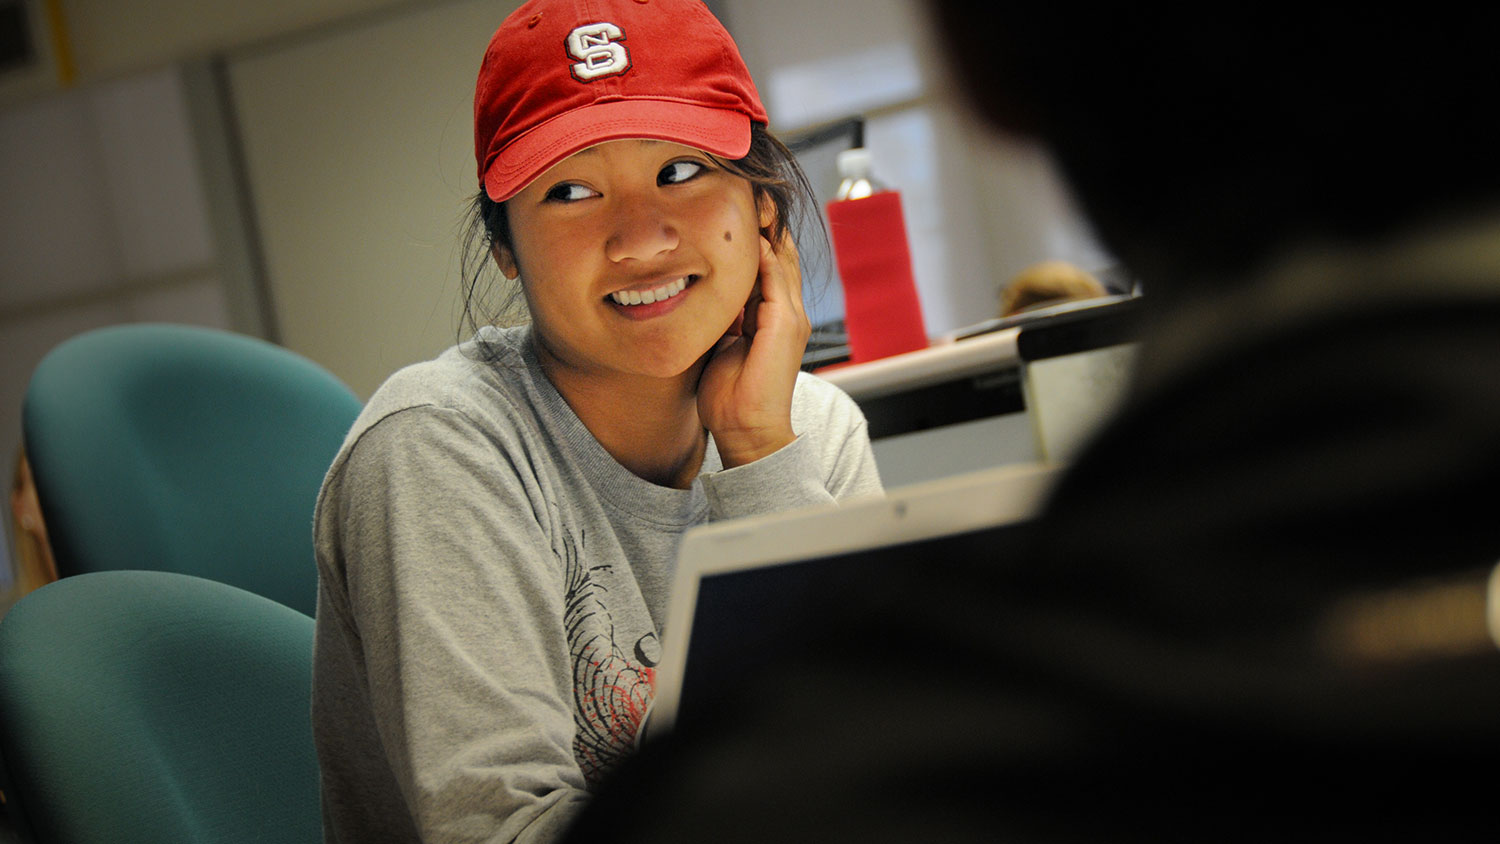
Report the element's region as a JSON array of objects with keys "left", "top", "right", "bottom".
[{"left": 645, "top": 461, "right": 1062, "bottom": 739}]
